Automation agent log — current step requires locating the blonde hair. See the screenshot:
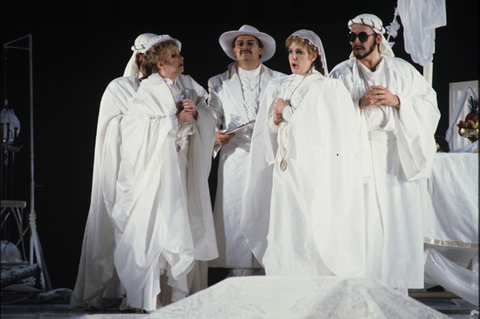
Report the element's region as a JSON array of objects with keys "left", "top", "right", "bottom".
[
  {"left": 285, "top": 36, "right": 325, "bottom": 75},
  {"left": 140, "top": 39, "right": 178, "bottom": 79}
]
